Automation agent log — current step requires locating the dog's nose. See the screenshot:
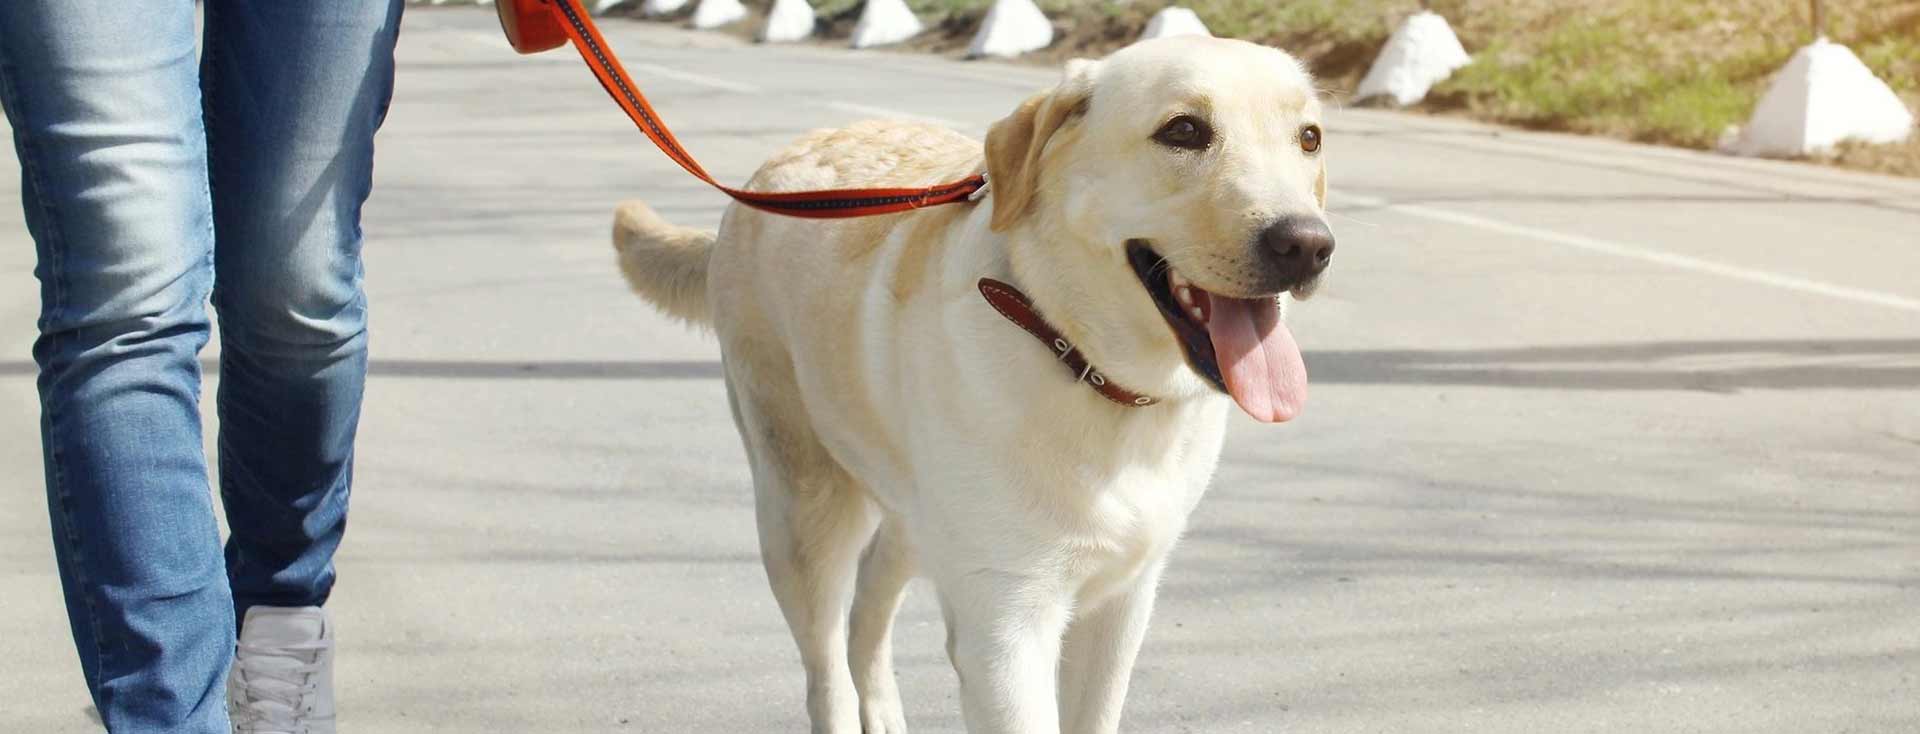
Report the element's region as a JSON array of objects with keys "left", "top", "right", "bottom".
[{"left": 1260, "top": 216, "right": 1335, "bottom": 279}]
